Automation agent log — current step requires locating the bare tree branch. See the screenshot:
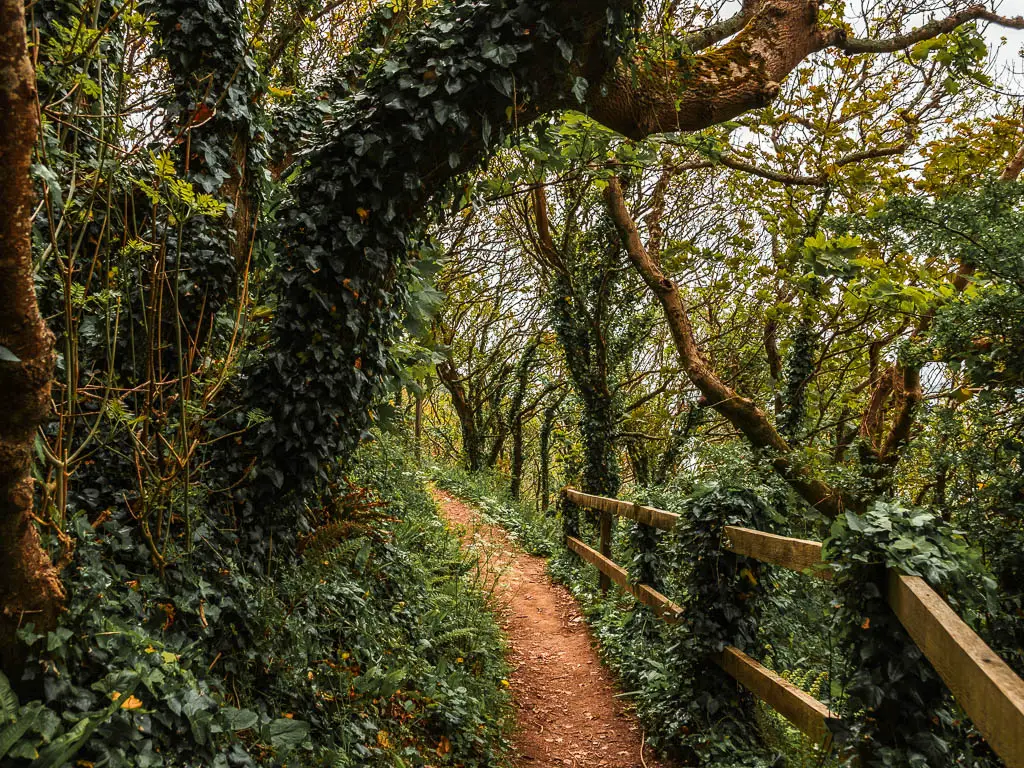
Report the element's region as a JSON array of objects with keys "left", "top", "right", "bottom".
[{"left": 840, "top": 5, "right": 1024, "bottom": 54}]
